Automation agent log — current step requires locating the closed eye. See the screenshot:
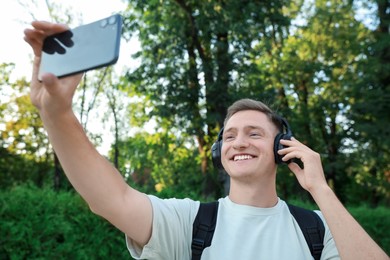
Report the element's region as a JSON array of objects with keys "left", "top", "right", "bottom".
[
  {"left": 249, "top": 132, "right": 262, "bottom": 138},
  {"left": 224, "top": 136, "right": 235, "bottom": 141},
  {"left": 223, "top": 133, "right": 235, "bottom": 142}
]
